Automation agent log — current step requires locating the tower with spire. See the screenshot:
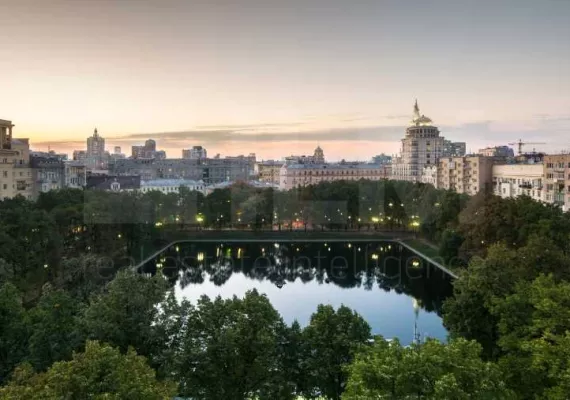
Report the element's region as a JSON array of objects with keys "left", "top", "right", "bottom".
[
  {"left": 390, "top": 100, "right": 445, "bottom": 182},
  {"left": 86, "top": 127, "right": 106, "bottom": 169}
]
